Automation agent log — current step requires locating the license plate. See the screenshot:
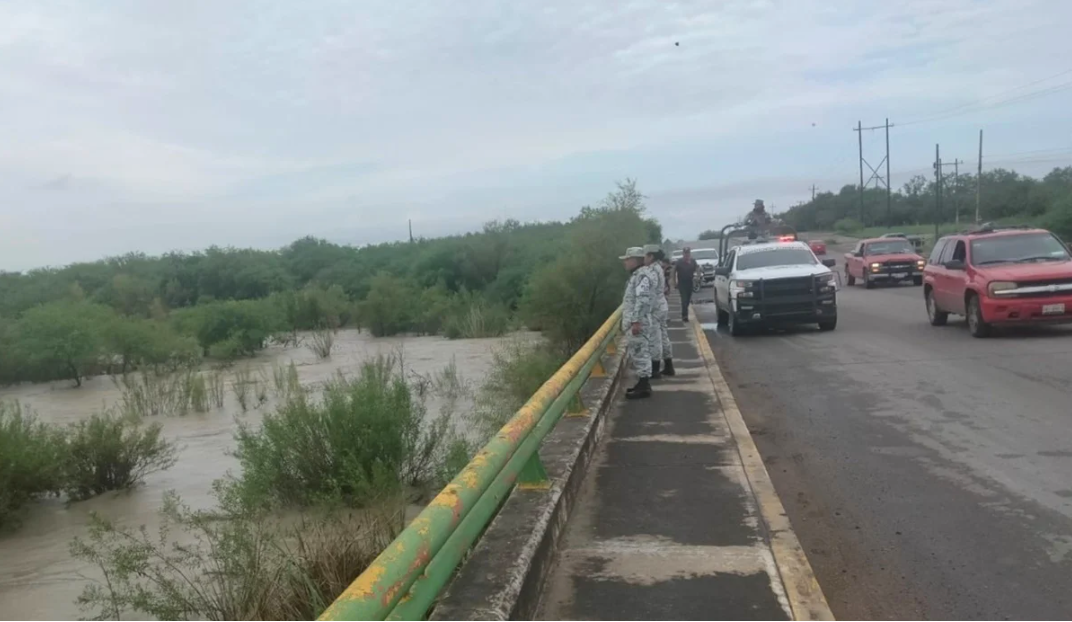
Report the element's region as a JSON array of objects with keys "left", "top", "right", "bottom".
[
  {"left": 892, "top": 272, "right": 907, "bottom": 279},
  {"left": 1043, "top": 303, "right": 1065, "bottom": 315}
]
